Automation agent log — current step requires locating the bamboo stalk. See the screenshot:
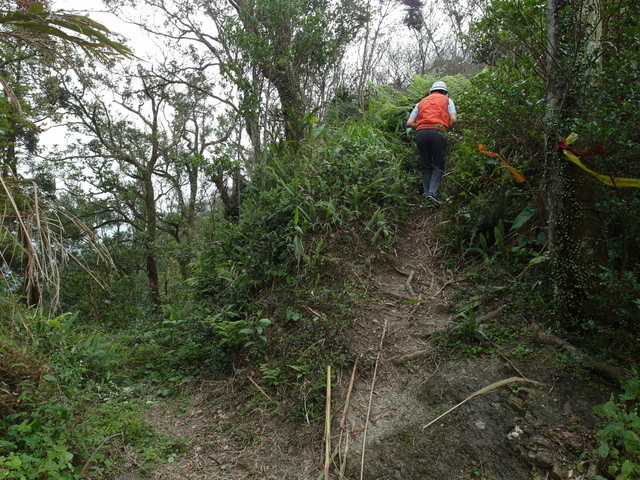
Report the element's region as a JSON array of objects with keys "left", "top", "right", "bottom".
[
  {"left": 338, "top": 357, "right": 359, "bottom": 479},
  {"left": 360, "top": 320, "right": 388, "bottom": 480},
  {"left": 324, "top": 365, "right": 332, "bottom": 480}
]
